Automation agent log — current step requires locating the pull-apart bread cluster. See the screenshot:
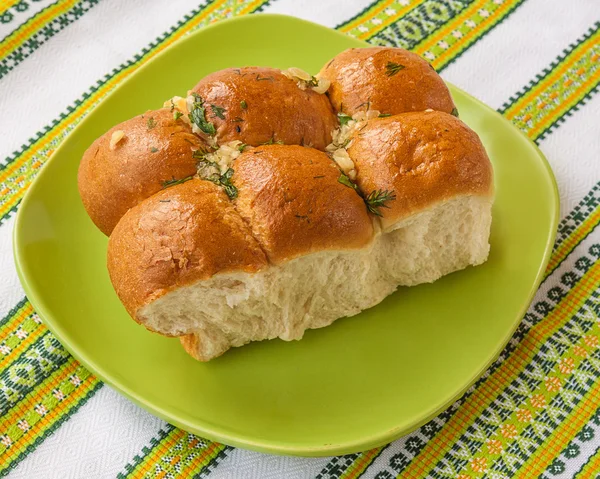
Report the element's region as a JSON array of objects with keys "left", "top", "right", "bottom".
[{"left": 78, "top": 47, "right": 493, "bottom": 361}]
